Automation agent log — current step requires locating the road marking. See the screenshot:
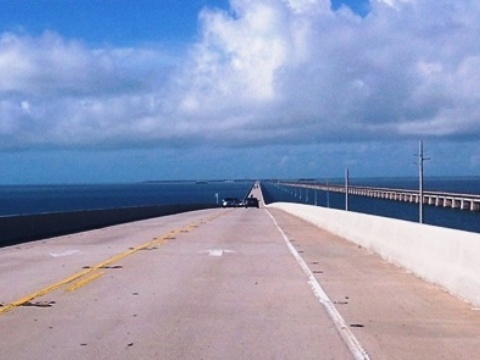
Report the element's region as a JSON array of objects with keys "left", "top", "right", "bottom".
[
  {"left": 0, "top": 269, "right": 93, "bottom": 315},
  {"left": 65, "top": 272, "right": 104, "bottom": 292},
  {"left": 0, "top": 211, "right": 226, "bottom": 317},
  {"left": 49, "top": 250, "right": 80, "bottom": 257},
  {"left": 202, "top": 249, "right": 235, "bottom": 257},
  {"left": 266, "top": 210, "right": 370, "bottom": 360}
]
